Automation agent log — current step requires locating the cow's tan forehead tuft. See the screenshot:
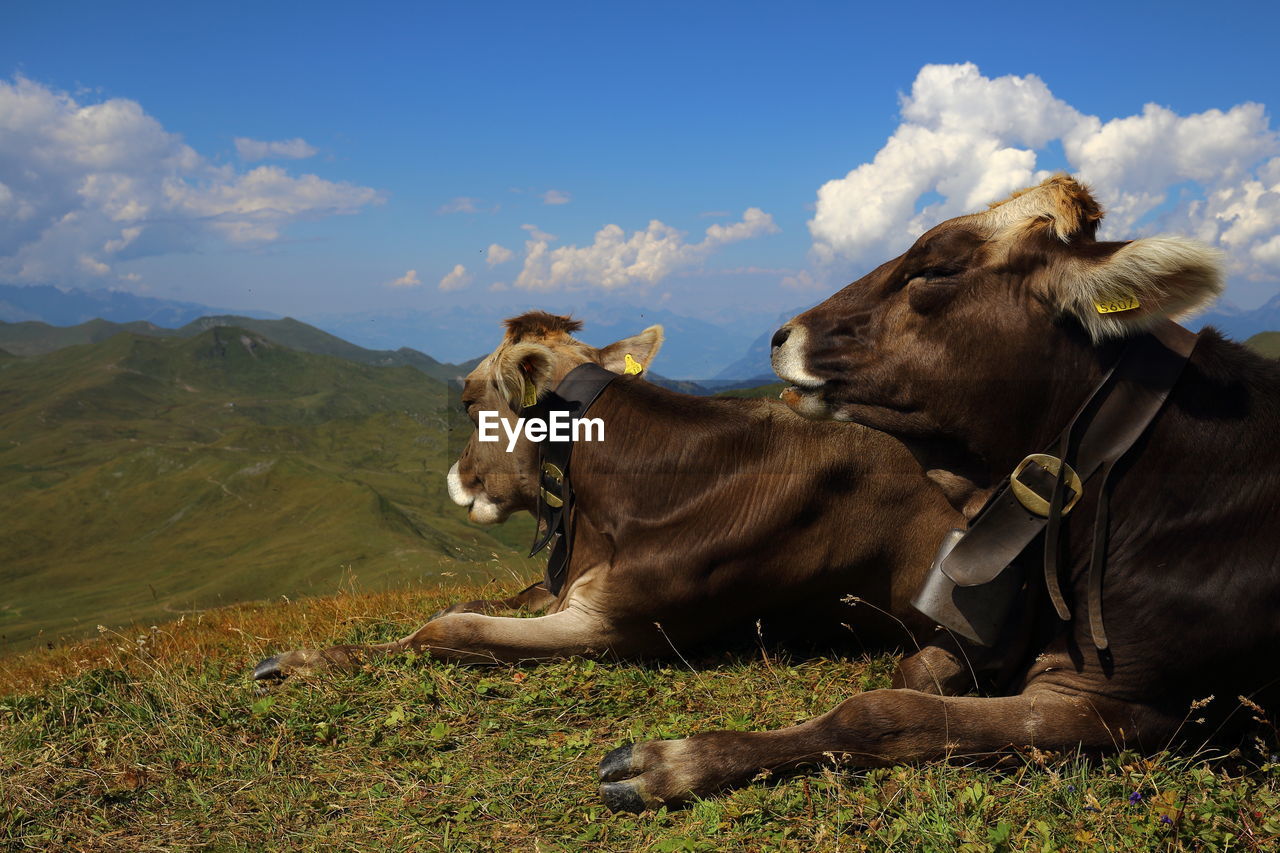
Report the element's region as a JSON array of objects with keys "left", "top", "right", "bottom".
[
  {"left": 972, "top": 174, "right": 1104, "bottom": 242},
  {"left": 503, "top": 310, "right": 584, "bottom": 342}
]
